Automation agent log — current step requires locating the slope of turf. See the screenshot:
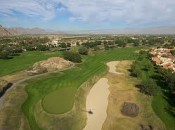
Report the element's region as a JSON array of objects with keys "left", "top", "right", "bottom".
[
  {"left": 152, "top": 91, "right": 175, "bottom": 130},
  {"left": 0, "top": 51, "right": 60, "bottom": 77},
  {"left": 22, "top": 48, "right": 138, "bottom": 130}
]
